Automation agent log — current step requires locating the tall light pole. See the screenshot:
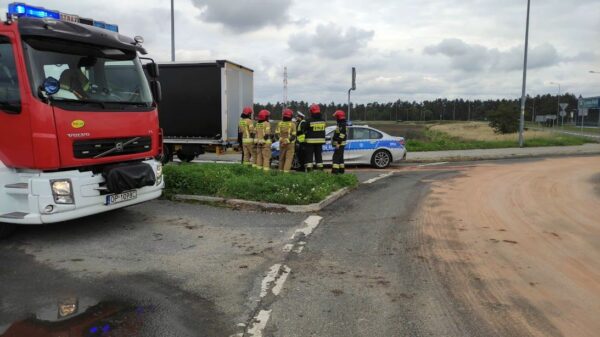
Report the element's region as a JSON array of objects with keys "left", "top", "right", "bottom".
[
  {"left": 518, "top": 0, "right": 531, "bottom": 148},
  {"left": 550, "top": 81, "right": 561, "bottom": 127},
  {"left": 348, "top": 67, "right": 356, "bottom": 123},
  {"left": 171, "top": 0, "right": 175, "bottom": 61}
]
